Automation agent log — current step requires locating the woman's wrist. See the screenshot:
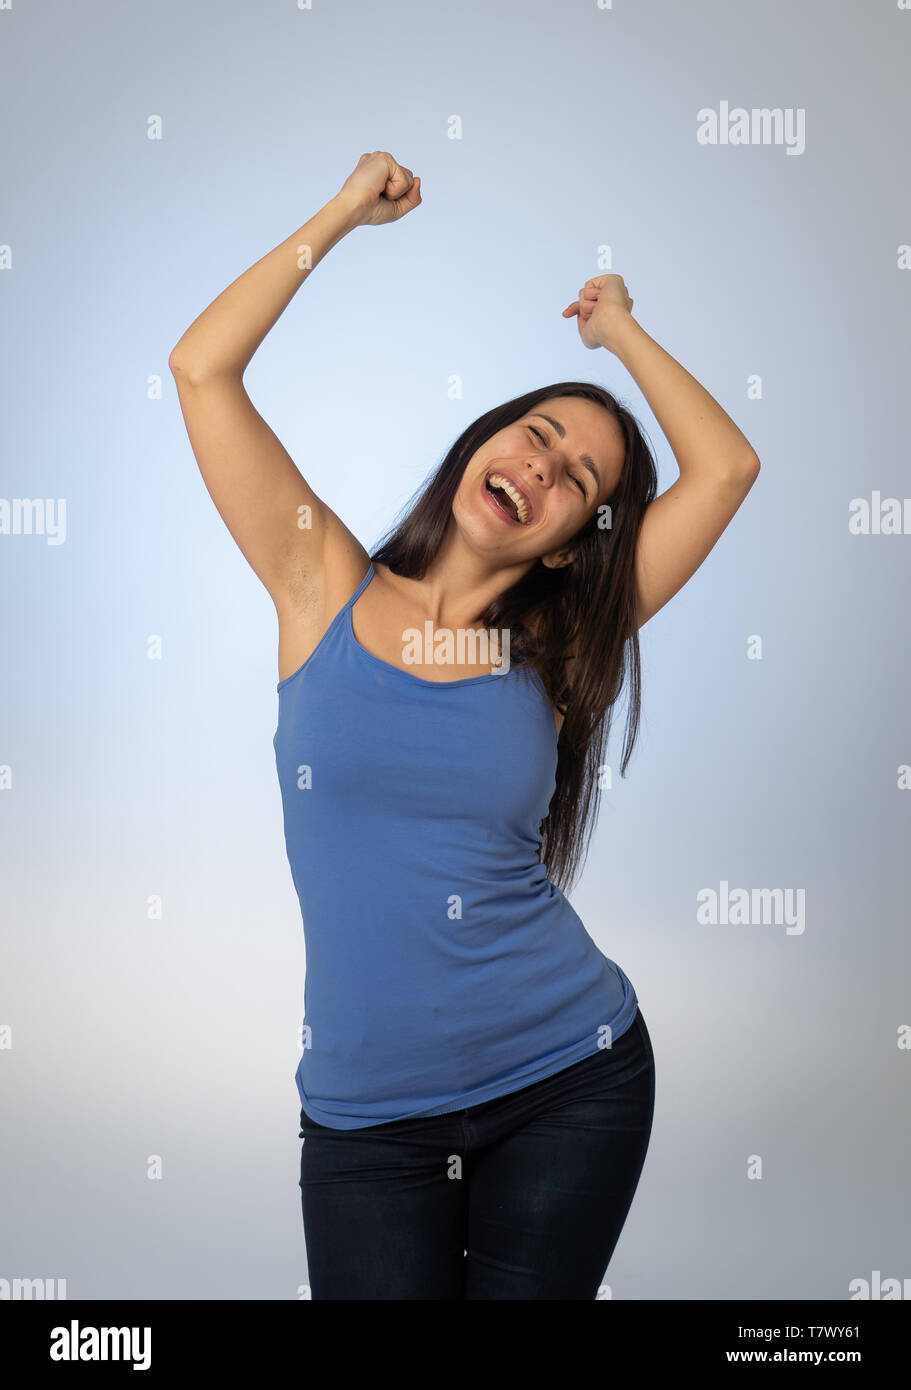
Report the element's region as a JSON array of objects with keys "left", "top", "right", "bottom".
[
  {"left": 326, "top": 190, "right": 367, "bottom": 234},
  {"left": 597, "top": 311, "right": 643, "bottom": 357}
]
